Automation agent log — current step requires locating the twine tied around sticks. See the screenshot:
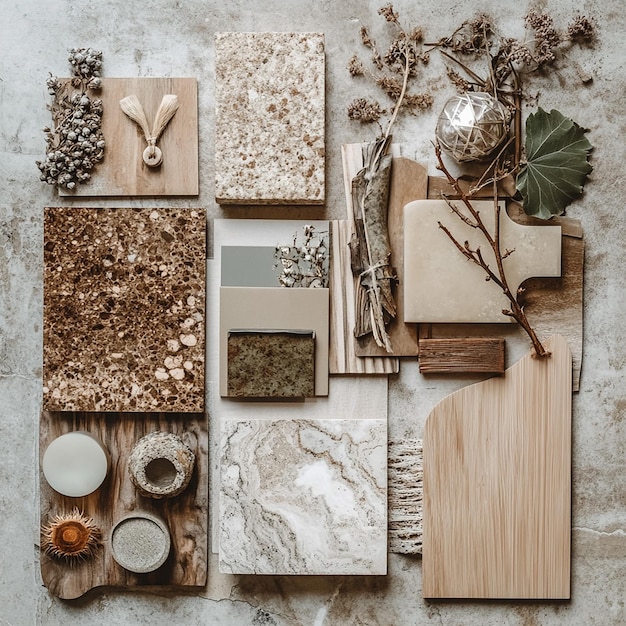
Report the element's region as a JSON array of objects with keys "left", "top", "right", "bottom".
[{"left": 119, "top": 94, "right": 179, "bottom": 167}]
